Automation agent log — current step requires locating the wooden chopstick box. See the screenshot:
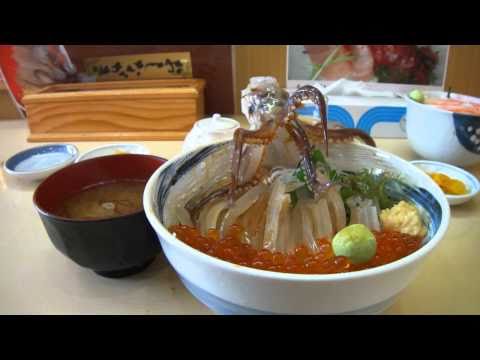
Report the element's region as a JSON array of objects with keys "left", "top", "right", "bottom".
[{"left": 23, "top": 78, "right": 206, "bottom": 142}]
